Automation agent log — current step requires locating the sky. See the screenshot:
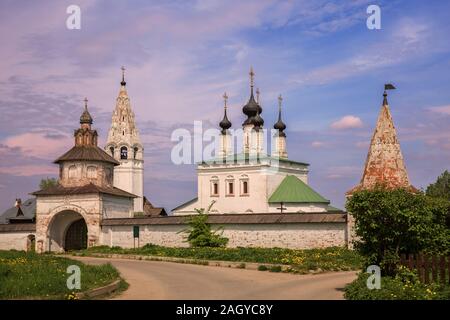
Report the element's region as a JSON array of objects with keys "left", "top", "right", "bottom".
[{"left": 0, "top": 0, "right": 449, "bottom": 213}]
